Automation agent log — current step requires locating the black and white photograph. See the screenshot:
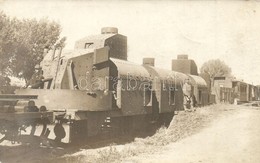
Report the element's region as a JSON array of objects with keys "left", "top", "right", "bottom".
[{"left": 0, "top": 0, "right": 260, "bottom": 162}]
